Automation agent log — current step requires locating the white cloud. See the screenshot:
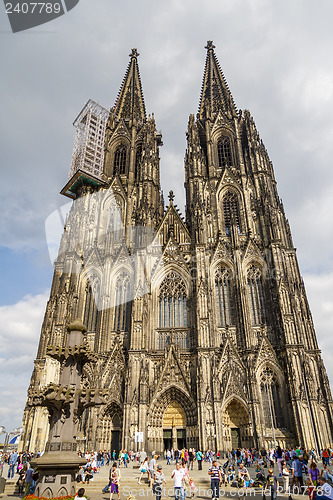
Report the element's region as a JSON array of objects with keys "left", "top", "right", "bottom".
[
  {"left": 0, "top": 292, "right": 49, "bottom": 431},
  {"left": 303, "top": 272, "right": 333, "bottom": 387}
]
